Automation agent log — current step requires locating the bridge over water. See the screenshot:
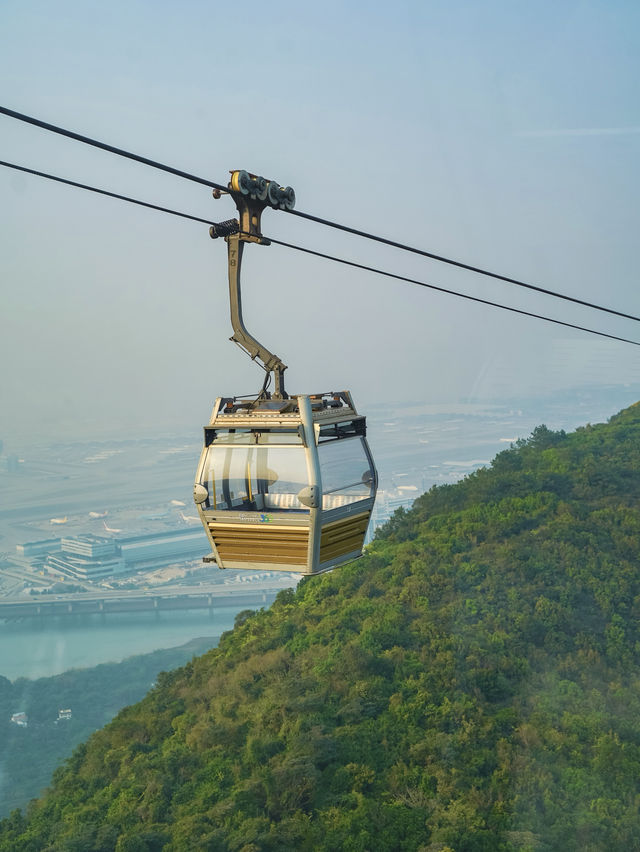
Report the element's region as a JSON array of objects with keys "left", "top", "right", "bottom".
[{"left": 0, "top": 582, "right": 292, "bottom": 620}]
